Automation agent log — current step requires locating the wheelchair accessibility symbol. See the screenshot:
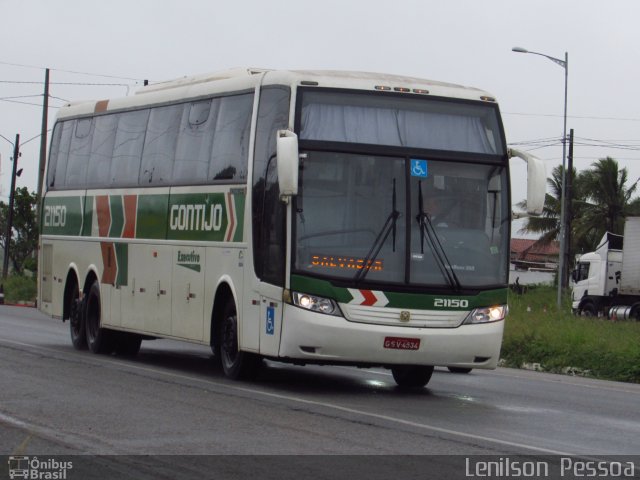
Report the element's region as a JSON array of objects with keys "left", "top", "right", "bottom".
[{"left": 411, "top": 159, "right": 428, "bottom": 178}]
